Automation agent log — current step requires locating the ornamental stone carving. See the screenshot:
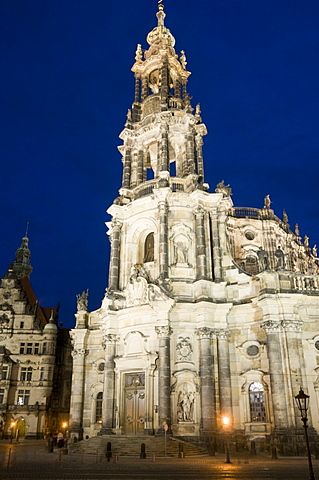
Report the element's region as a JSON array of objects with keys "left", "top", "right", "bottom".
[
  {"left": 177, "top": 385, "right": 195, "bottom": 422},
  {"left": 176, "top": 337, "right": 193, "bottom": 362},
  {"left": 215, "top": 329, "right": 231, "bottom": 340},
  {"left": 71, "top": 348, "right": 87, "bottom": 359},
  {"left": 261, "top": 320, "right": 281, "bottom": 334},
  {"left": 76, "top": 289, "right": 89, "bottom": 312},
  {"left": 102, "top": 334, "right": 118, "bottom": 349},
  {"left": 281, "top": 320, "right": 303, "bottom": 333},
  {"left": 195, "top": 327, "right": 213, "bottom": 339},
  {"left": 155, "top": 326, "right": 172, "bottom": 337}
]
